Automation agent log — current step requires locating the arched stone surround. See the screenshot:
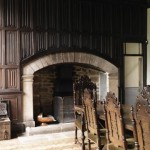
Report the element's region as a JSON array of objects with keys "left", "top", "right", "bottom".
[{"left": 22, "top": 52, "right": 118, "bottom": 127}]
